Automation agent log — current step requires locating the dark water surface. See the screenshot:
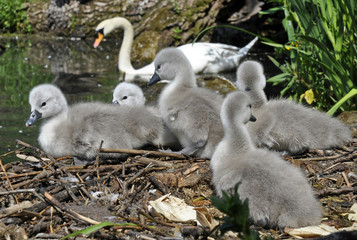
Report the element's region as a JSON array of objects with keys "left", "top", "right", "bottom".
[
  {"left": 0, "top": 36, "right": 123, "bottom": 163},
  {"left": 0, "top": 36, "right": 278, "bottom": 163}
]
